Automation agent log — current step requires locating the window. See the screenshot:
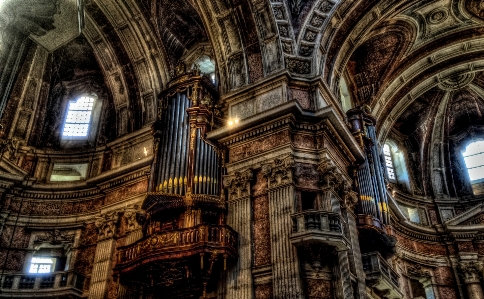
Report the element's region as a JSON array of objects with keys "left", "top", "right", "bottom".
[
  {"left": 28, "top": 257, "right": 56, "bottom": 274},
  {"left": 50, "top": 163, "right": 88, "bottom": 182},
  {"left": 193, "top": 55, "right": 216, "bottom": 83},
  {"left": 383, "top": 144, "right": 396, "bottom": 180},
  {"left": 462, "top": 141, "right": 484, "bottom": 182},
  {"left": 62, "top": 96, "right": 95, "bottom": 138}
]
